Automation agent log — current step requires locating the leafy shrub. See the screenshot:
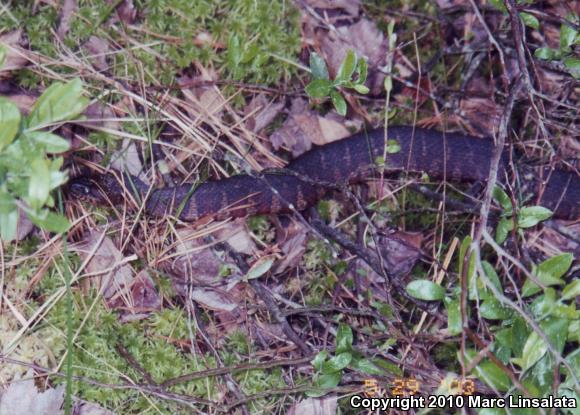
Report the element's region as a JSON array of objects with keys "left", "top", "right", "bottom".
[{"left": 0, "top": 78, "right": 88, "bottom": 240}]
